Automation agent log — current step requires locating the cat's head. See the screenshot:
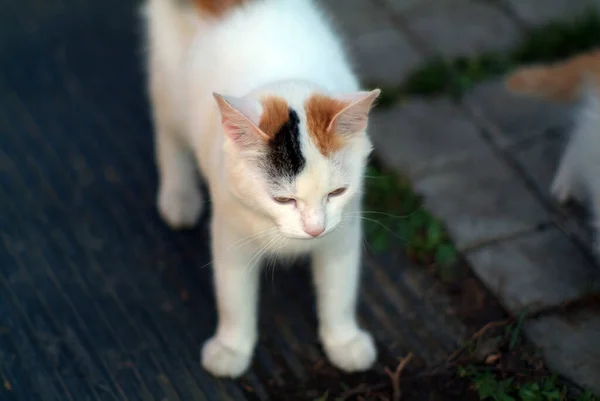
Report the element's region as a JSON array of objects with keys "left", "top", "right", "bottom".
[{"left": 214, "top": 81, "right": 380, "bottom": 239}]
